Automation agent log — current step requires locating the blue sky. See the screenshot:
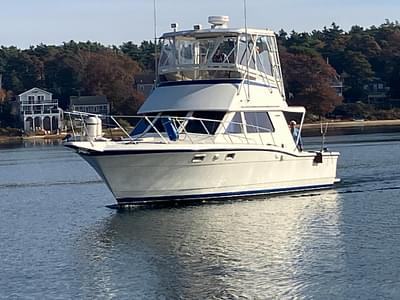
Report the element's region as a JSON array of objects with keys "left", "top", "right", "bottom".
[{"left": 1, "top": 0, "right": 399, "bottom": 48}]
